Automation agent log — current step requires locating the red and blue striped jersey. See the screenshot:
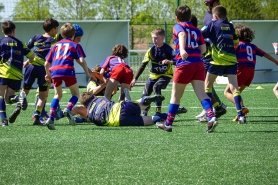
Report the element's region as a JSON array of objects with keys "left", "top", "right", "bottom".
[
  {"left": 100, "top": 55, "right": 129, "bottom": 76},
  {"left": 46, "top": 38, "right": 86, "bottom": 77},
  {"left": 236, "top": 41, "right": 265, "bottom": 68},
  {"left": 173, "top": 22, "right": 205, "bottom": 66},
  {"left": 0, "top": 36, "right": 33, "bottom": 80}
]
